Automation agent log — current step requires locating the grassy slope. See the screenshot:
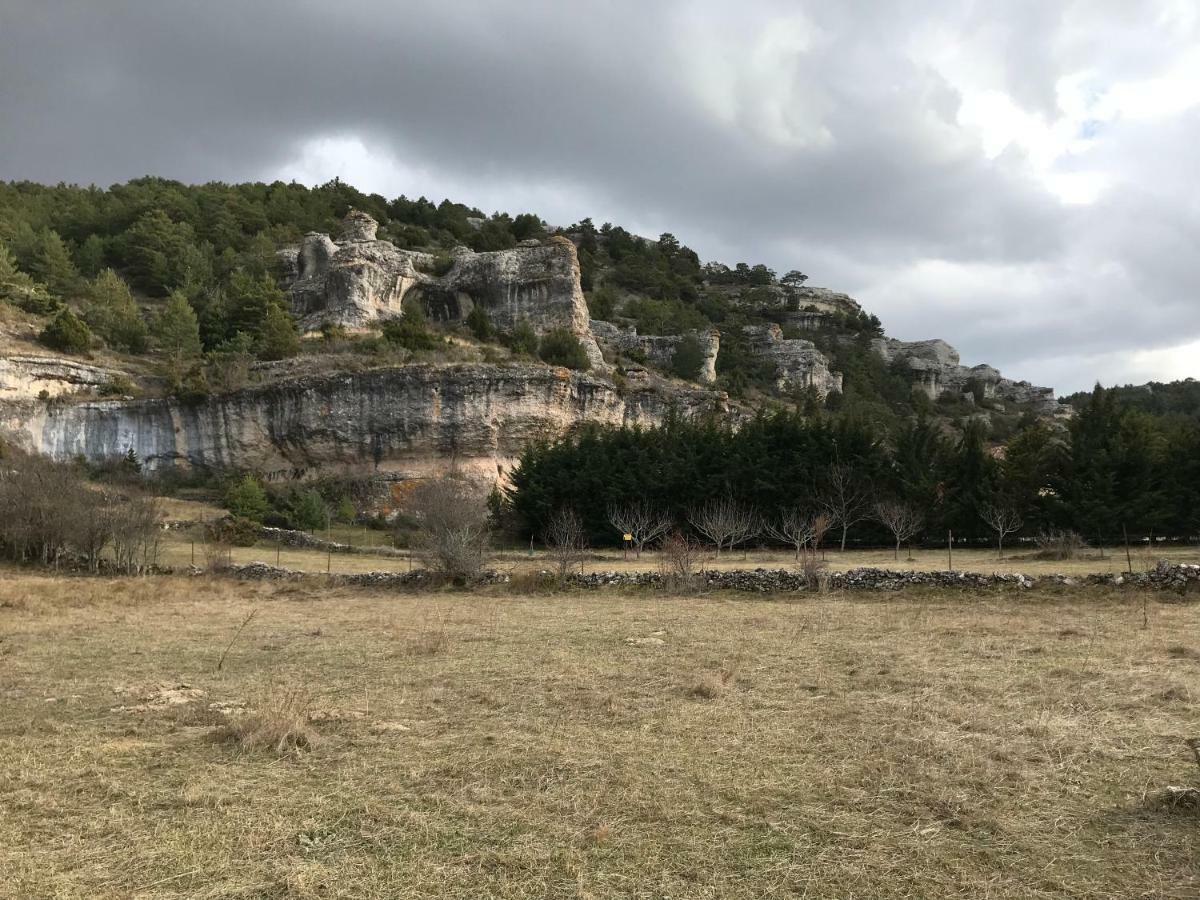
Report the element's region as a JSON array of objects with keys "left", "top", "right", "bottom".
[{"left": 1, "top": 575, "right": 1197, "bottom": 898}]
